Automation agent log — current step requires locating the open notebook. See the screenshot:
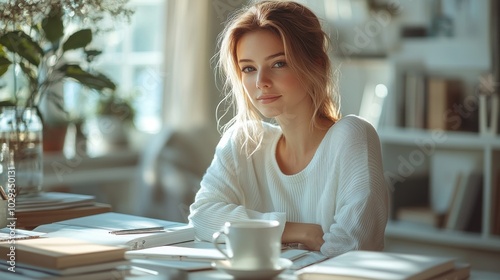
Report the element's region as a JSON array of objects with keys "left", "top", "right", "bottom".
[{"left": 33, "top": 212, "right": 194, "bottom": 250}]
